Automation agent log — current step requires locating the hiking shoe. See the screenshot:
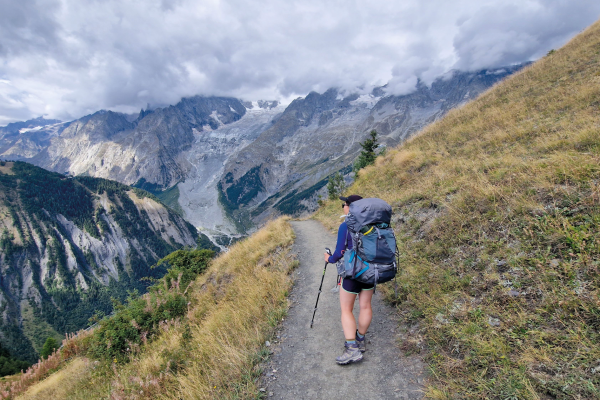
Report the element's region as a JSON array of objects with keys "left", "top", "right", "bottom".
[
  {"left": 336, "top": 342, "right": 363, "bottom": 365},
  {"left": 356, "top": 331, "right": 366, "bottom": 353}
]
